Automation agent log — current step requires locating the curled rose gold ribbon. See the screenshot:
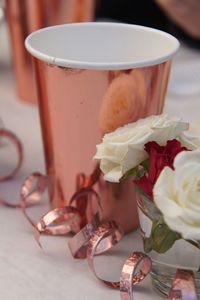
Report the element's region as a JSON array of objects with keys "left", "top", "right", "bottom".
[
  {"left": 0, "top": 128, "right": 23, "bottom": 207},
  {"left": 19, "top": 173, "right": 82, "bottom": 246},
  {"left": 20, "top": 172, "right": 200, "bottom": 300},
  {"left": 120, "top": 252, "right": 152, "bottom": 300},
  {"left": 69, "top": 164, "right": 102, "bottom": 227},
  {"left": 69, "top": 213, "right": 152, "bottom": 300},
  {"left": 168, "top": 269, "right": 199, "bottom": 300},
  {"left": 87, "top": 220, "right": 124, "bottom": 288},
  {"left": 0, "top": 126, "right": 198, "bottom": 300},
  {"left": 34, "top": 206, "right": 82, "bottom": 248},
  {"left": 20, "top": 172, "right": 50, "bottom": 227},
  {"left": 36, "top": 206, "right": 81, "bottom": 235},
  {"left": 68, "top": 213, "right": 101, "bottom": 258},
  {"left": 20, "top": 165, "right": 102, "bottom": 248},
  {"left": 86, "top": 221, "right": 152, "bottom": 300},
  {"left": 21, "top": 173, "right": 200, "bottom": 300},
  {"left": 0, "top": 128, "right": 23, "bottom": 182},
  {"left": 20, "top": 172, "right": 48, "bottom": 207},
  {"left": 0, "top": 131, "right": 194, "bottom": 300}
]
